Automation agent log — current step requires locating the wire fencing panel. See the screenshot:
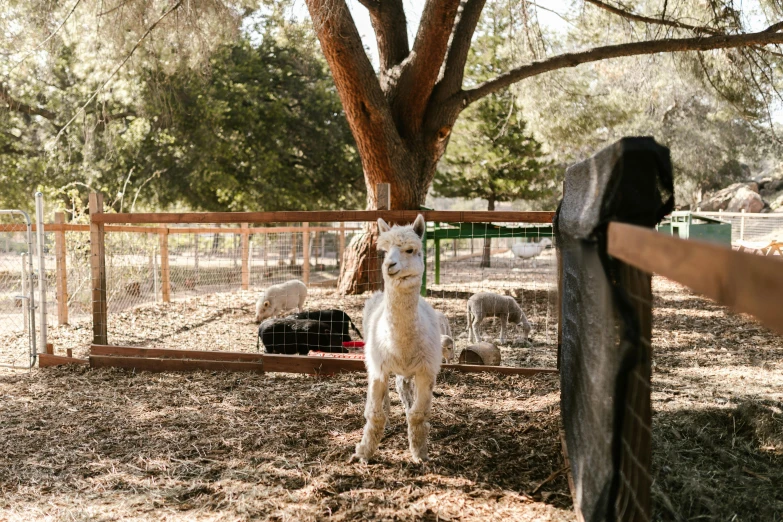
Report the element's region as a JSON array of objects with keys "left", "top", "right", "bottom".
[
  {"left": 557, "top": 137, "right": 673, "bottom": 522},
  {"left": 80, "top": 215, "right": 557, "bottom": 368},
  {"left": 698, "top": 212, "right": 783, "bottom": 244},
  {"left": 423, "top": 222, "right": 557, "bottom": 367},
  {"left": 0, "top": 213, "right": 36, "bottom": 368}
]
